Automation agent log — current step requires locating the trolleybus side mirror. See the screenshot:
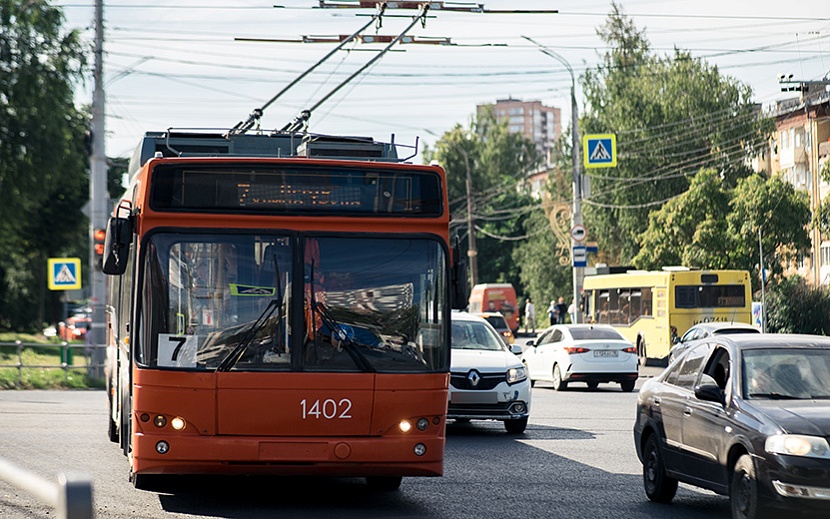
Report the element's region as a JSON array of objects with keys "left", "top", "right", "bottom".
[{"left": 102, "top": 216, "right": 132, "bottom": 275}]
